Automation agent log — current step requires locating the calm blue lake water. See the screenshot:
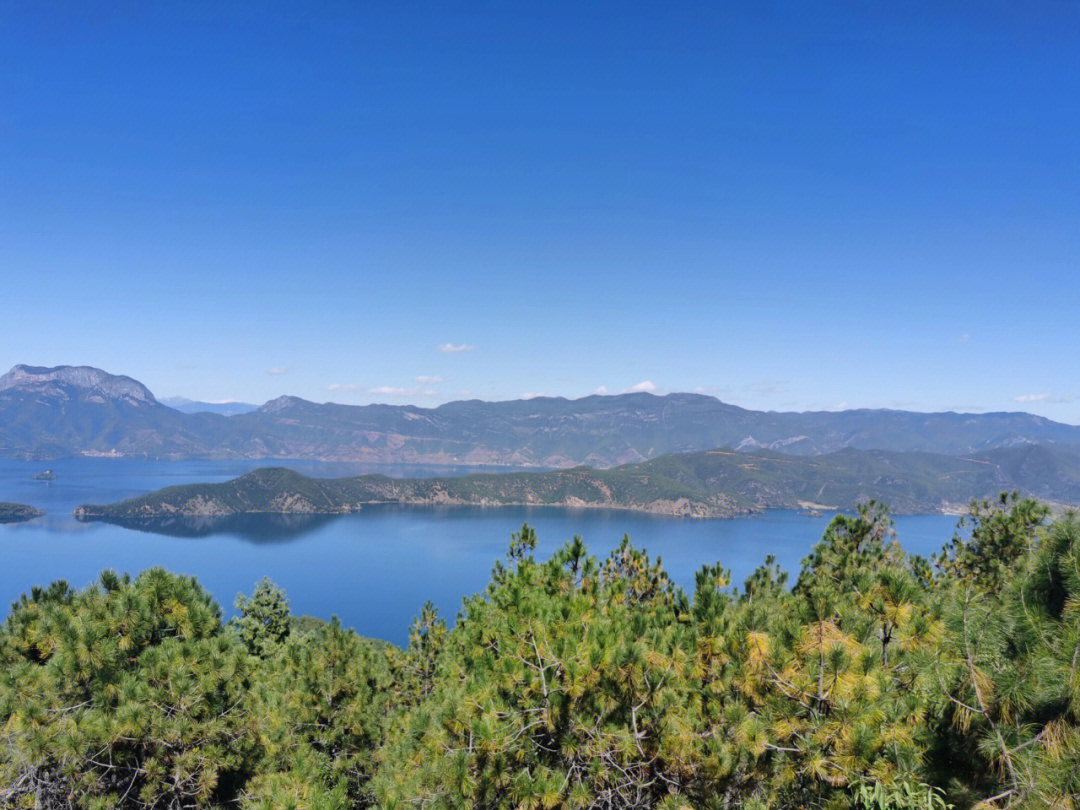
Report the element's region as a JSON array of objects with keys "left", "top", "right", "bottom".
[{"left": 0, "top": 459, "right": 960, "bottom": 645}]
